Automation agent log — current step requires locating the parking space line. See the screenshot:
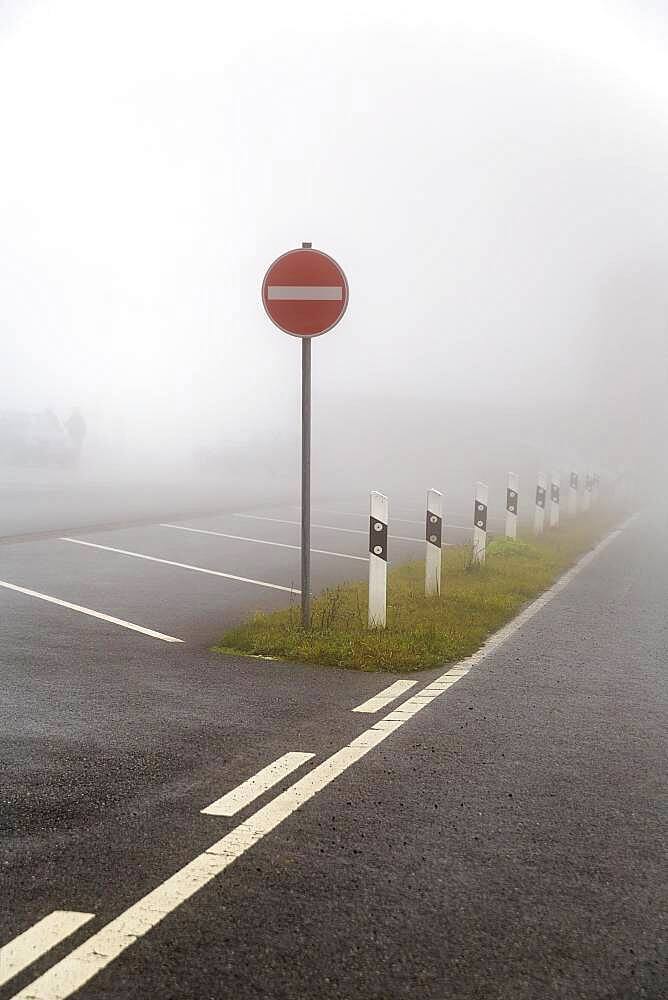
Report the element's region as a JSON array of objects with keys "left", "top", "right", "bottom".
[
  {"left": 237, "top": 514, "right": 460, "bottom": 545},
  {"left": 299, "top": 507, "right": 472, "bottom": 530},
  {"left": 201, "top": 752, "right": 315, "bottom": 816},
  {"left": 318, "top": 502, "right": 503, "bottom": 525},
  {"left": 159, "top": 523, "right": 368, "bottom": 562},
  {"left": 0, "top": 580, "right": 183, "bottom": 643},
  {"left": 59, "top": 538, "right": 300, "bottom": 595},
  {"left": 352, "top": 679, "right": 417, "bottom": 713},
  {"left": 236, "top": 513, "right": 423, "bottom": 543},
  {"left": 0, "top": 911, "right": 94, "bottom": 989}
]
